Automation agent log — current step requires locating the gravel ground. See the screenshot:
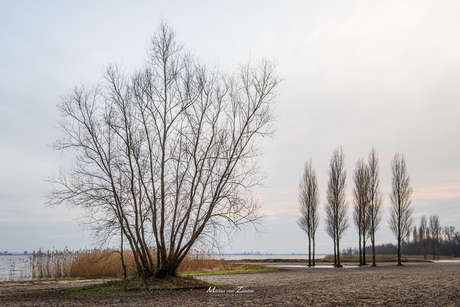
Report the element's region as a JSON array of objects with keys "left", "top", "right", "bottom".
[{"left": 1, "top": 262, "right": 459, "bottom": 306}]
